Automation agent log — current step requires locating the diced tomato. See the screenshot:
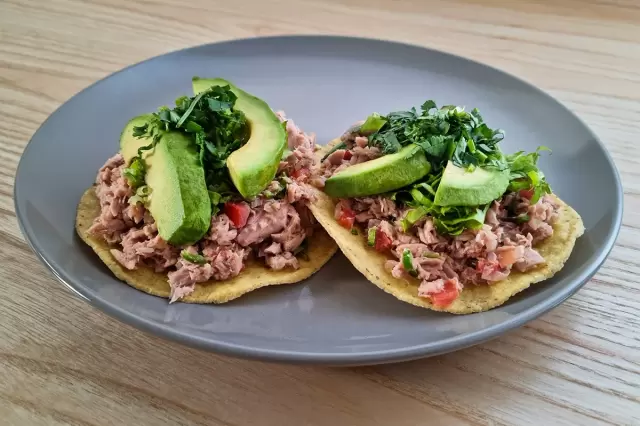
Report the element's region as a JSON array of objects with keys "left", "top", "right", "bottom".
[
  {"left": 337, "top": 207, "right": 356, "bottom": 229},
  {"left": 519, "top": 188, "right": 534, "bottom": 200},
  {"left": 430, "top": 279, "right": 460, "bottom": 307},
  {"left": 343, "top": 150, "right": 353, "bottom": 161},
  {"left": 374, "top": 229, "right": 393, "bottom": 252},
  {"left": 291, "top": 168, "right": 309, "bottom": 180},
  {"left": 224, "top": 202, "right": 250, "bottom": 228}
]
